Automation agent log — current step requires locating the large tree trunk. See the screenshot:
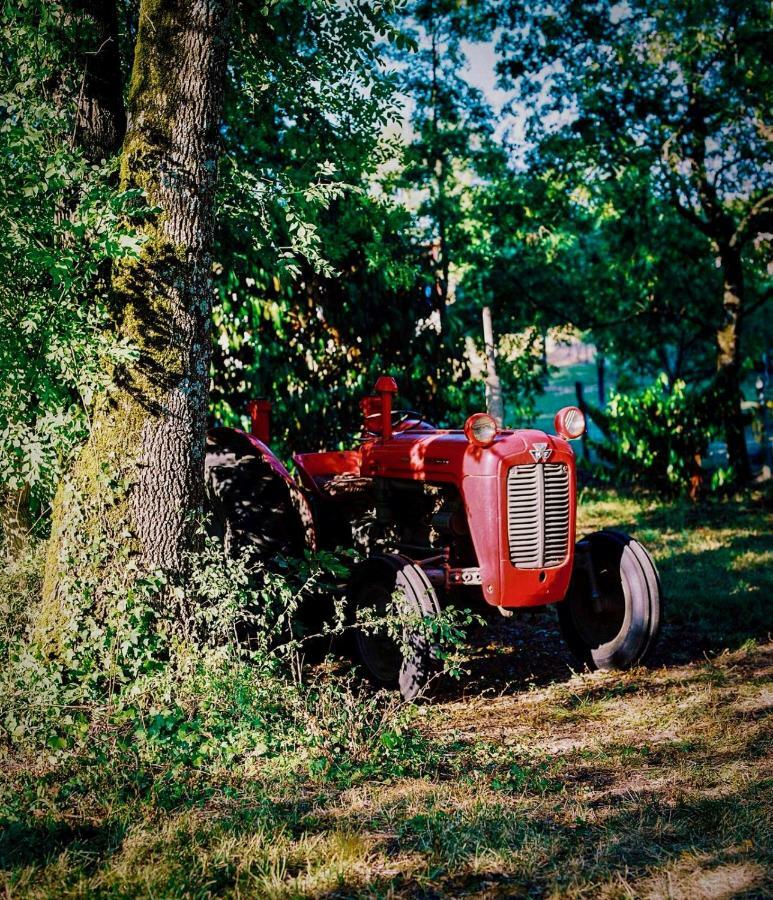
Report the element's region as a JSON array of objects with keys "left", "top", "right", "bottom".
[
  {"left": 41, "top": 0, "right": 231, "bottom": 644},
  {"left": 716, "top": 241, "right": 751, "bottom": 481}
]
